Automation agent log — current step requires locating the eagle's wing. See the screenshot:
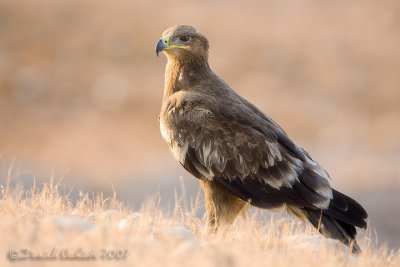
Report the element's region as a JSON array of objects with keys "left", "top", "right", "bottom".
[{"left": 161, "top": 96, "right": 335, "bottom": 211}]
